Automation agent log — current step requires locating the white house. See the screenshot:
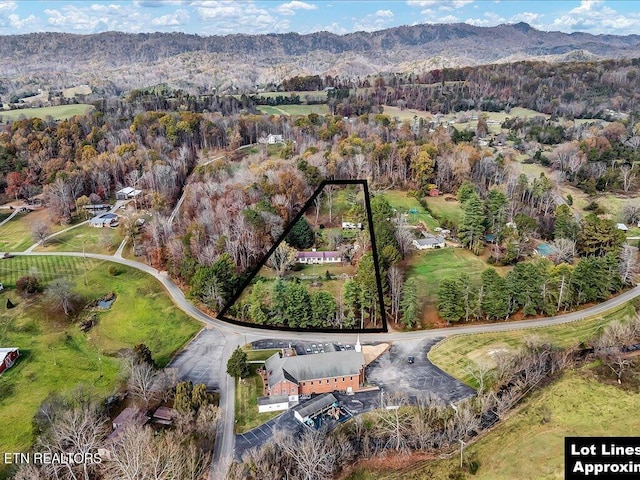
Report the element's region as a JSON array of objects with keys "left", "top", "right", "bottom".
[
  {"left": 116, "top": 187, "right": 142, "bottom": 200},
  {"left": 413, "top": 235, "right": 445, "bottom": 250},
  {"left": 341, "top": 221, "right": 363, "bottom": 230},
  {"left": 89, "top": 213, "right": 119, "bottom": 228},
  {"left": 296, "top": 250, "right": 341, "bottom": 264}
]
